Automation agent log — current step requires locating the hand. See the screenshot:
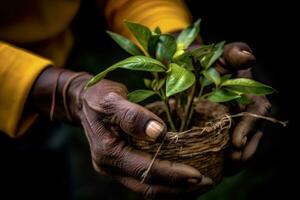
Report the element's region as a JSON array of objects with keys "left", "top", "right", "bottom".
[
  {"left": 31, "top": 68, "right": 213, "bottom": 199},
  {"left": 174, "top": 29, "right": 268, "bottom": 163},
  {"left": 216, "top": 42, "right": 271, "bottom": 162}
]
